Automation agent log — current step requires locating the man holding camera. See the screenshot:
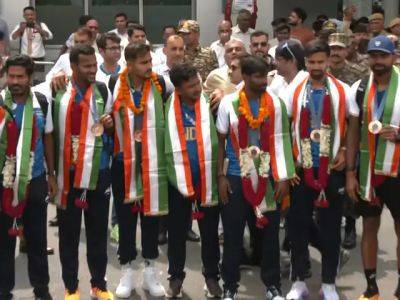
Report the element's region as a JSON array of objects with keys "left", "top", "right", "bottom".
[{"left": 11, "top": 6, "right": 53, "bottom": 61}]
